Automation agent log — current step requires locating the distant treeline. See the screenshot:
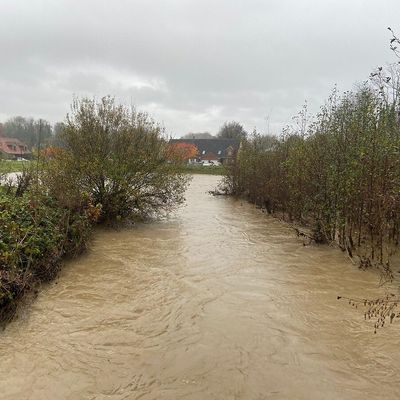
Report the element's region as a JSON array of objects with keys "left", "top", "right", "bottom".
[
  {"left": 181, "top": 121, "right": 247, "bottom": 140},
  {"left": 226, "top": 64, "right": 400, "bottom": 276},
  {"left": 0, "top": 117, "right": 65, "bottom": 148}
]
